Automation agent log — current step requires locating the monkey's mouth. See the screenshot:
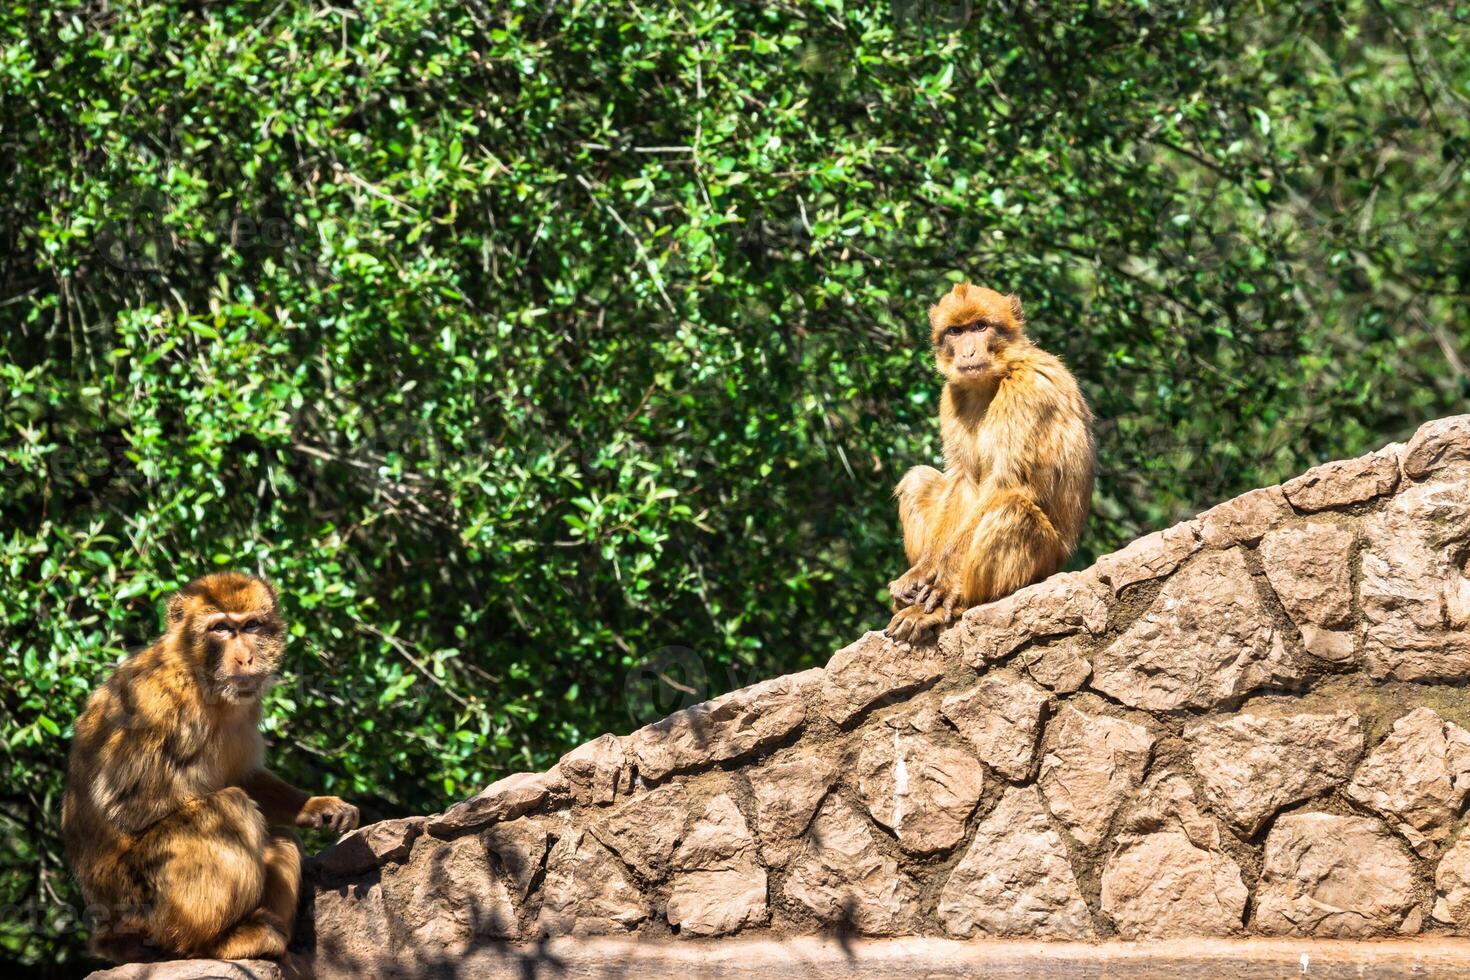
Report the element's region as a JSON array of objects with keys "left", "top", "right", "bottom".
[{"left": 222, "top": 675, "right": 269, "bottom": 699}]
